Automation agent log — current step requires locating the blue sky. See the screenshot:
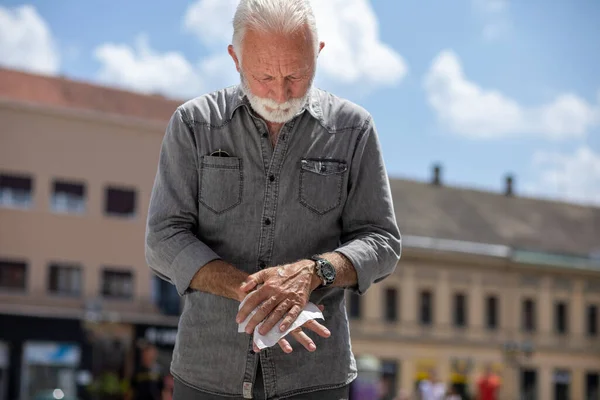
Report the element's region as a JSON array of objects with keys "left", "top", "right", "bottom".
[{"left": 1, "top": 0, "right": 599, "bottom": 205}]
